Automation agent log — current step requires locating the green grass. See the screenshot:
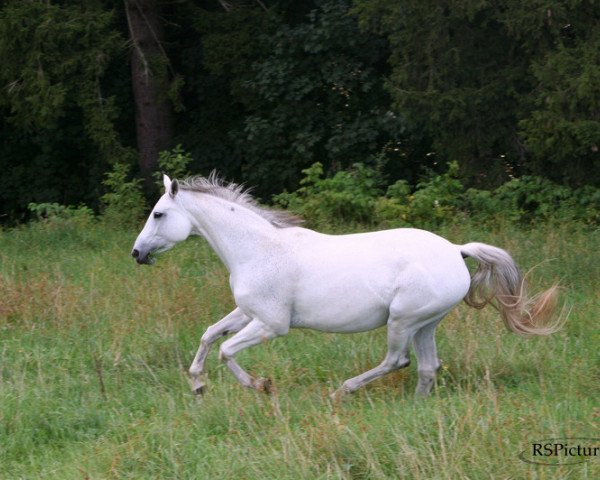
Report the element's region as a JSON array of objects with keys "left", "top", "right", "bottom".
[{"left": 0, "top": 219, "right": 598, "bottom": 479}]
